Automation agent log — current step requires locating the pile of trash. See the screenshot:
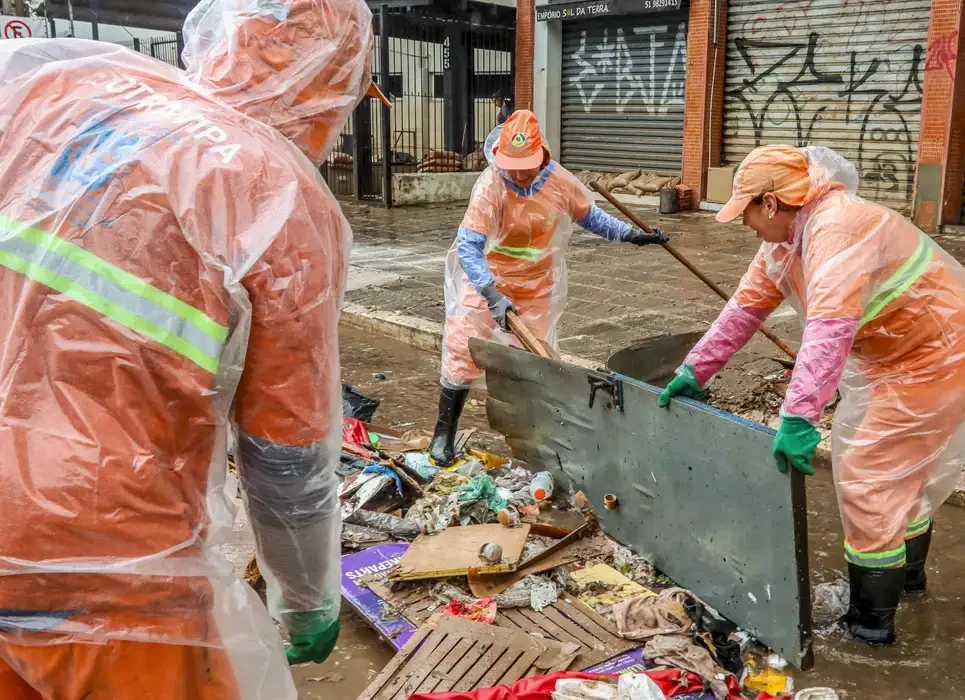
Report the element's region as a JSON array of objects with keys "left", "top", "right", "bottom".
[{"left": 328, "top": 386, "right": 835, "bottom": 700}]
